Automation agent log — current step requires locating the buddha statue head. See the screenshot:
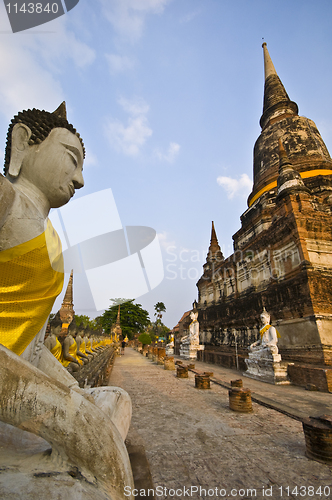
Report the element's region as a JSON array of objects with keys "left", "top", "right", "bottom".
[
  {"left": 77, "top": 322, "right": 85, "bottom": 337},
  {"left": 4, "top": 102, "right": 85, "bottom": 210},
  {"left": 67, "top": 318, "right": 77, "bottom": 338},
  {"left": 260, "top": 308, "right": 270, "bottom": 326},
  {"left": 49, "top": 312, "right": 62, "bottom": 338}
]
